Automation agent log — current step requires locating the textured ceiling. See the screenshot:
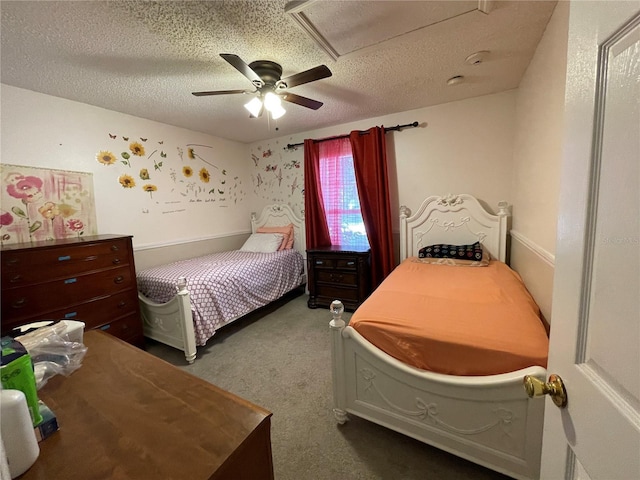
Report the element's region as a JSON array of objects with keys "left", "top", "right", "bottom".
[{"left": 1, "top": 1, "right": 557, "bottom": 144}]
